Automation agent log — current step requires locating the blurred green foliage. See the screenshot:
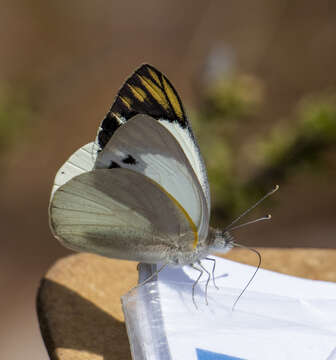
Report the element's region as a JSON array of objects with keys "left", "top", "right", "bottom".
[
  {"left": 0, "top": 88, "right": 33, "bottom": 155},
  {"left": 193, "top": 74, "right": 336, "bottom": 223},
  {"left": 202, "top": 74, "right": 263, "bottom": 120}
]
